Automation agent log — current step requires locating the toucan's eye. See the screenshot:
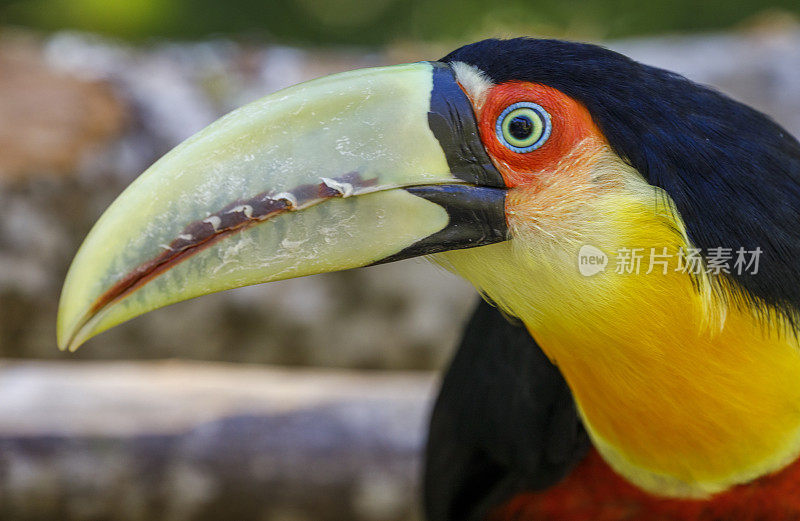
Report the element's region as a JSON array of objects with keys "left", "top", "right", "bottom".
[{"left": 496, "top": 102, "right": 551, "bottom": 153}]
